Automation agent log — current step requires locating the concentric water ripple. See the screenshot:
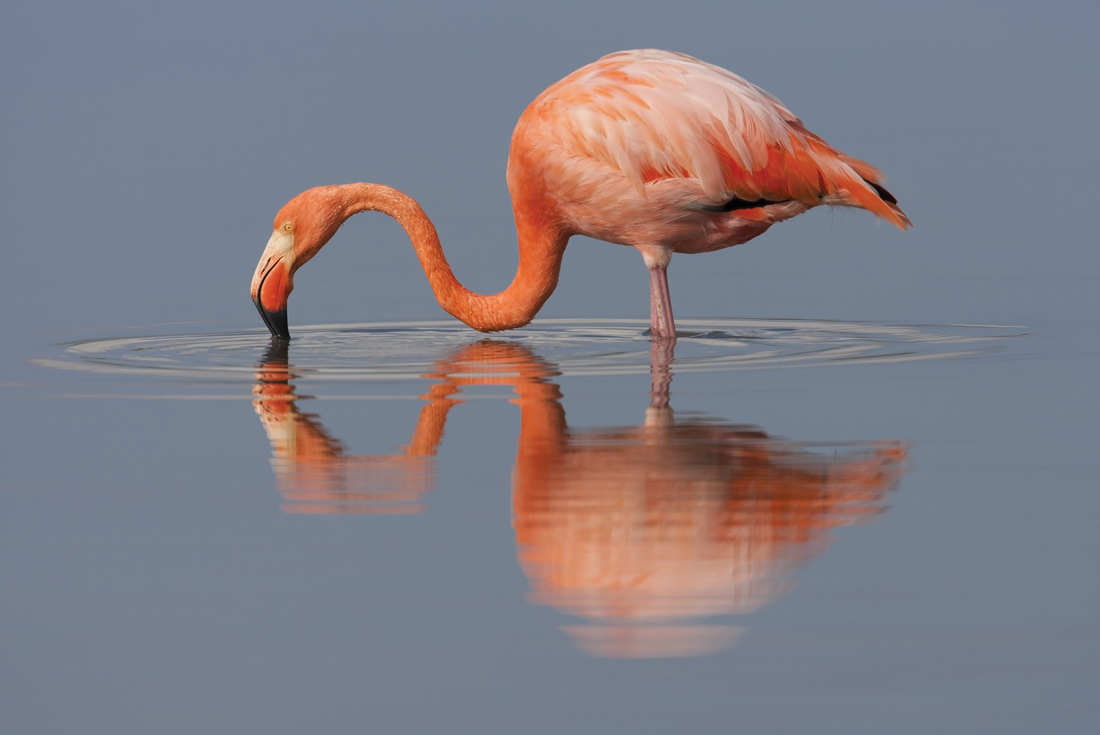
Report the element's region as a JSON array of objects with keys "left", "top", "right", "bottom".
[{"left": 34, "top": 318, "right": 1026, "bottom": 395}]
